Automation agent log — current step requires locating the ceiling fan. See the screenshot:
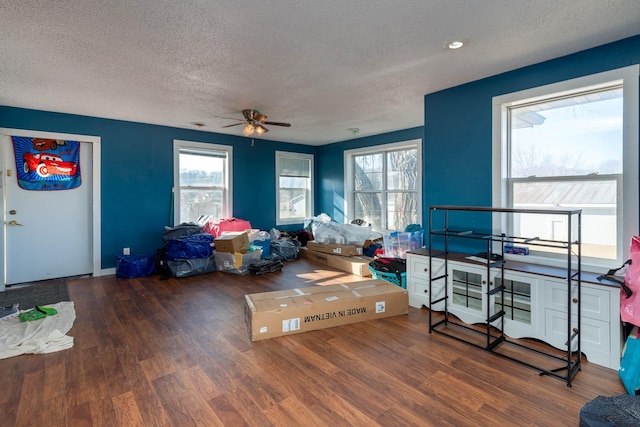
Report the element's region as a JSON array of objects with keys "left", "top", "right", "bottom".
[{"left": 222, "top": 109, "right": 291, "bottom": 137}]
